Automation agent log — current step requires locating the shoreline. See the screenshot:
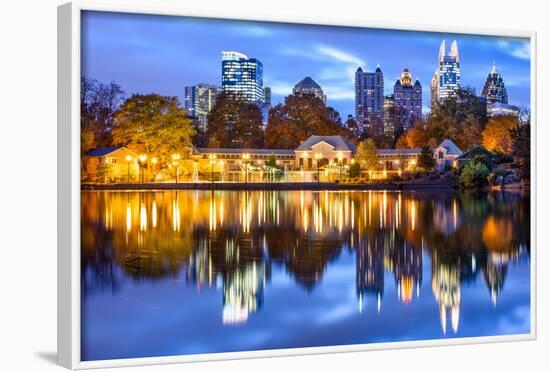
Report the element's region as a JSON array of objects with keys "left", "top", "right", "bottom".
[{"left": 81, "top": 182, "right": 456, "bottom": 191}]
